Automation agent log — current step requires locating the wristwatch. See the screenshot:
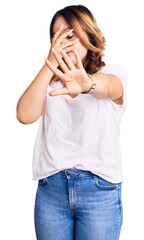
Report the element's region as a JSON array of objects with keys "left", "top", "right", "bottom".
[{"left": 81, "top": 74, "right": 97, "bottom": 94}]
